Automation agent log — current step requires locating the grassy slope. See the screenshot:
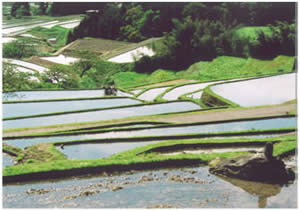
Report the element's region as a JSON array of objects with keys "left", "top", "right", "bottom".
[
  {"left": 28, "top": 25, "right": 70, "bottom": 49},
  {"left": 3, "top": 136, "right": 296, "bottom": 177},
  {"left": 114, "top": 55, "right": 295, "bottom": 89}
]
